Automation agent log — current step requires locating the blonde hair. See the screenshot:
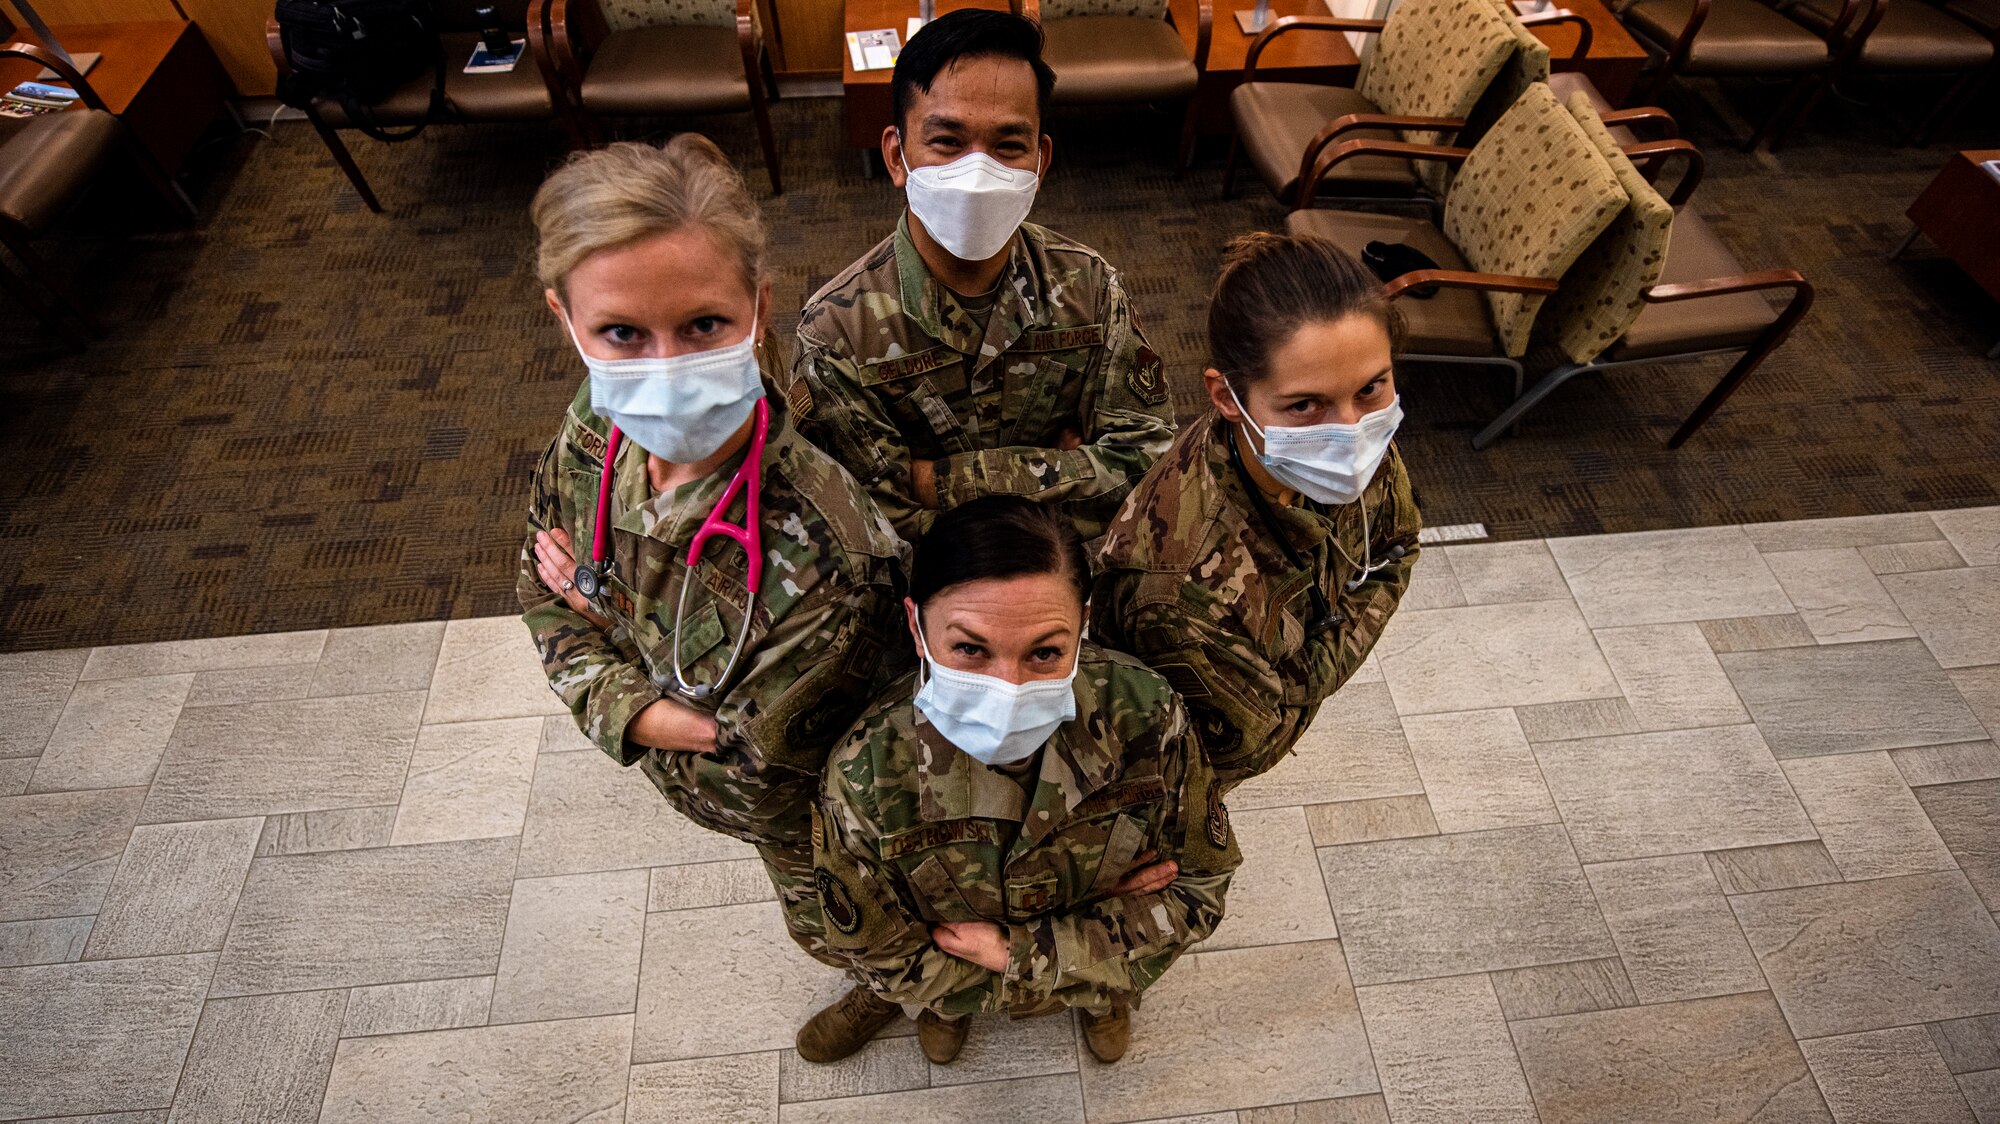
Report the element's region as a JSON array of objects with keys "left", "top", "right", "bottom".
[{"left": 531, "top": 134, "right": 767, "bottom": 299}]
